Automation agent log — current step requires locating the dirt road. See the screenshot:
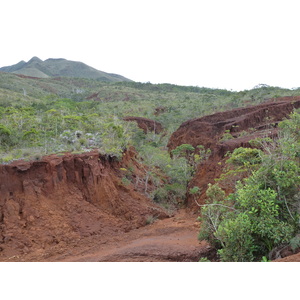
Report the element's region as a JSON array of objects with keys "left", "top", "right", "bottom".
[{"left": 5, "top": 209, "right": 213, "bottom": 262}]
